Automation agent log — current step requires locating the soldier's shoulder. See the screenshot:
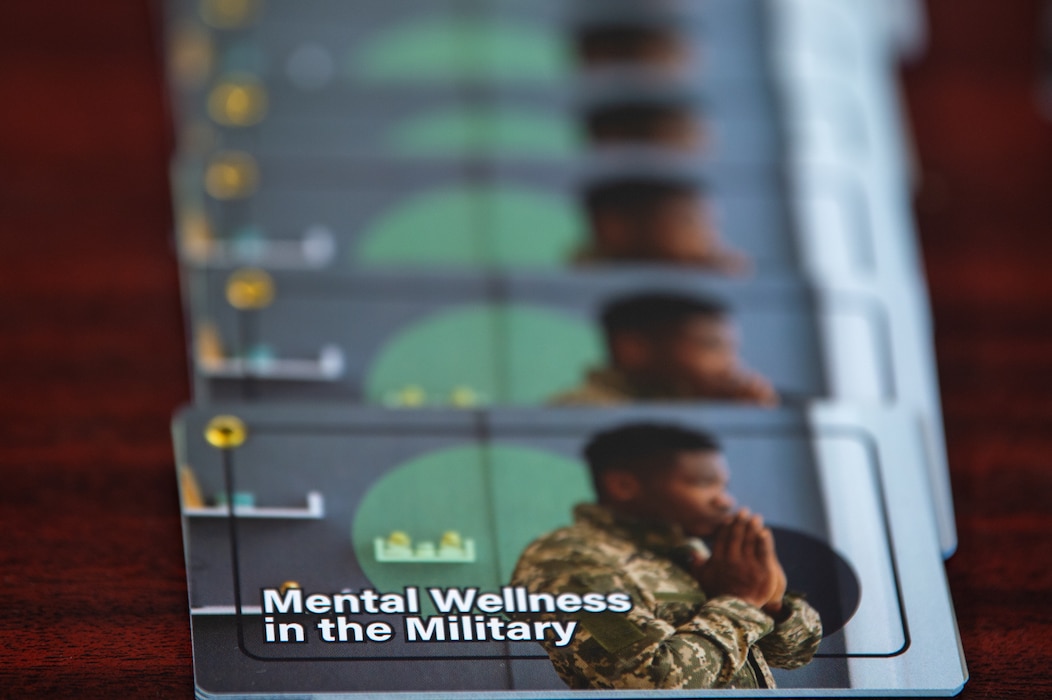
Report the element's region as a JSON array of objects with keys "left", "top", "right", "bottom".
[
  {"left": 515, "top": 520, "right": 629, "bottom": 577},
  {"left": 519, "top": 522, "right": 599, "bottom": 558},
  {"left": 549, "top": 380, "right": 631, "bottom": 407}
]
